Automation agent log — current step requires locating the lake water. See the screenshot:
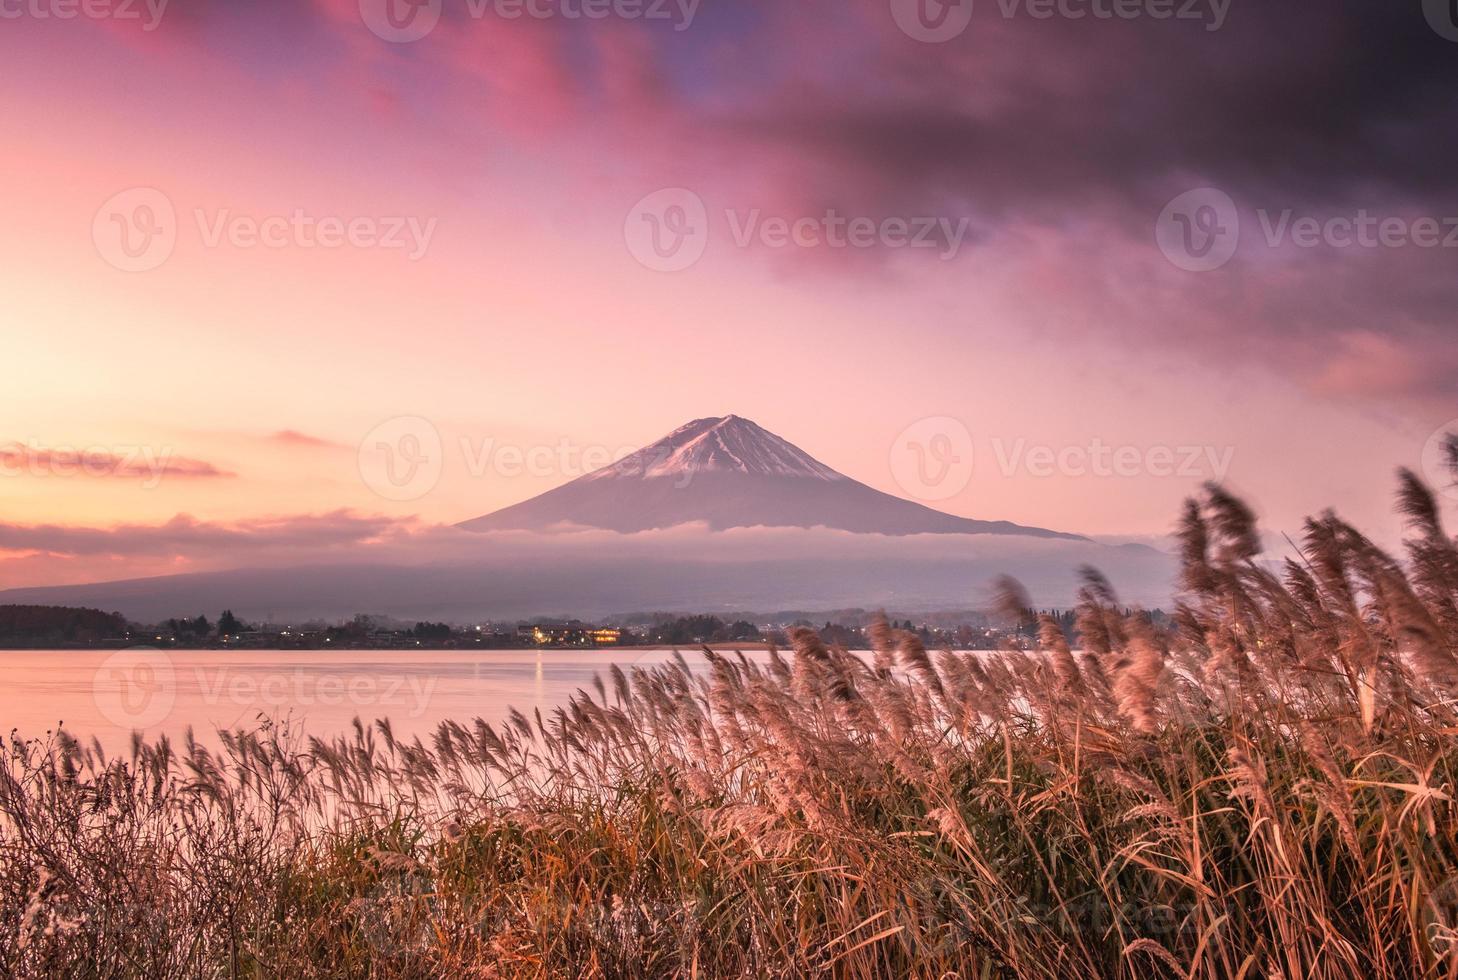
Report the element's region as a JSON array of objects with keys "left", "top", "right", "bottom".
[{"left": 0, "top": 648, "right": 715, "bottom": 753}]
